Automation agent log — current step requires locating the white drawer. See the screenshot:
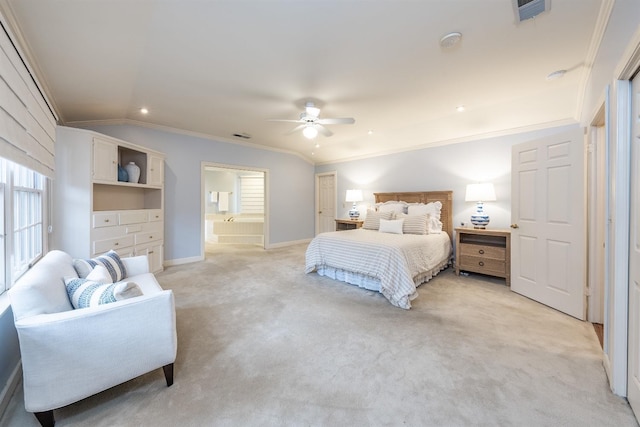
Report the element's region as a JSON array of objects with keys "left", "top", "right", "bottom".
[
  {"left": 93, "top": 234, "right": 135, "bottom": 254},
  {"left": 148, "top": 210, "right": 163, "bottom": 222},
  {"left": 135, "top": 231, "right": 163, "bottom": 245},
  {"left": 93, "top": 212, "right": 118, "bottom": 228},
  {"left": 126, "top": 224, "right": 143, "bottom": 234},
  {"left": 119, "top": 211, "right": 148, "bottom": 225}
]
